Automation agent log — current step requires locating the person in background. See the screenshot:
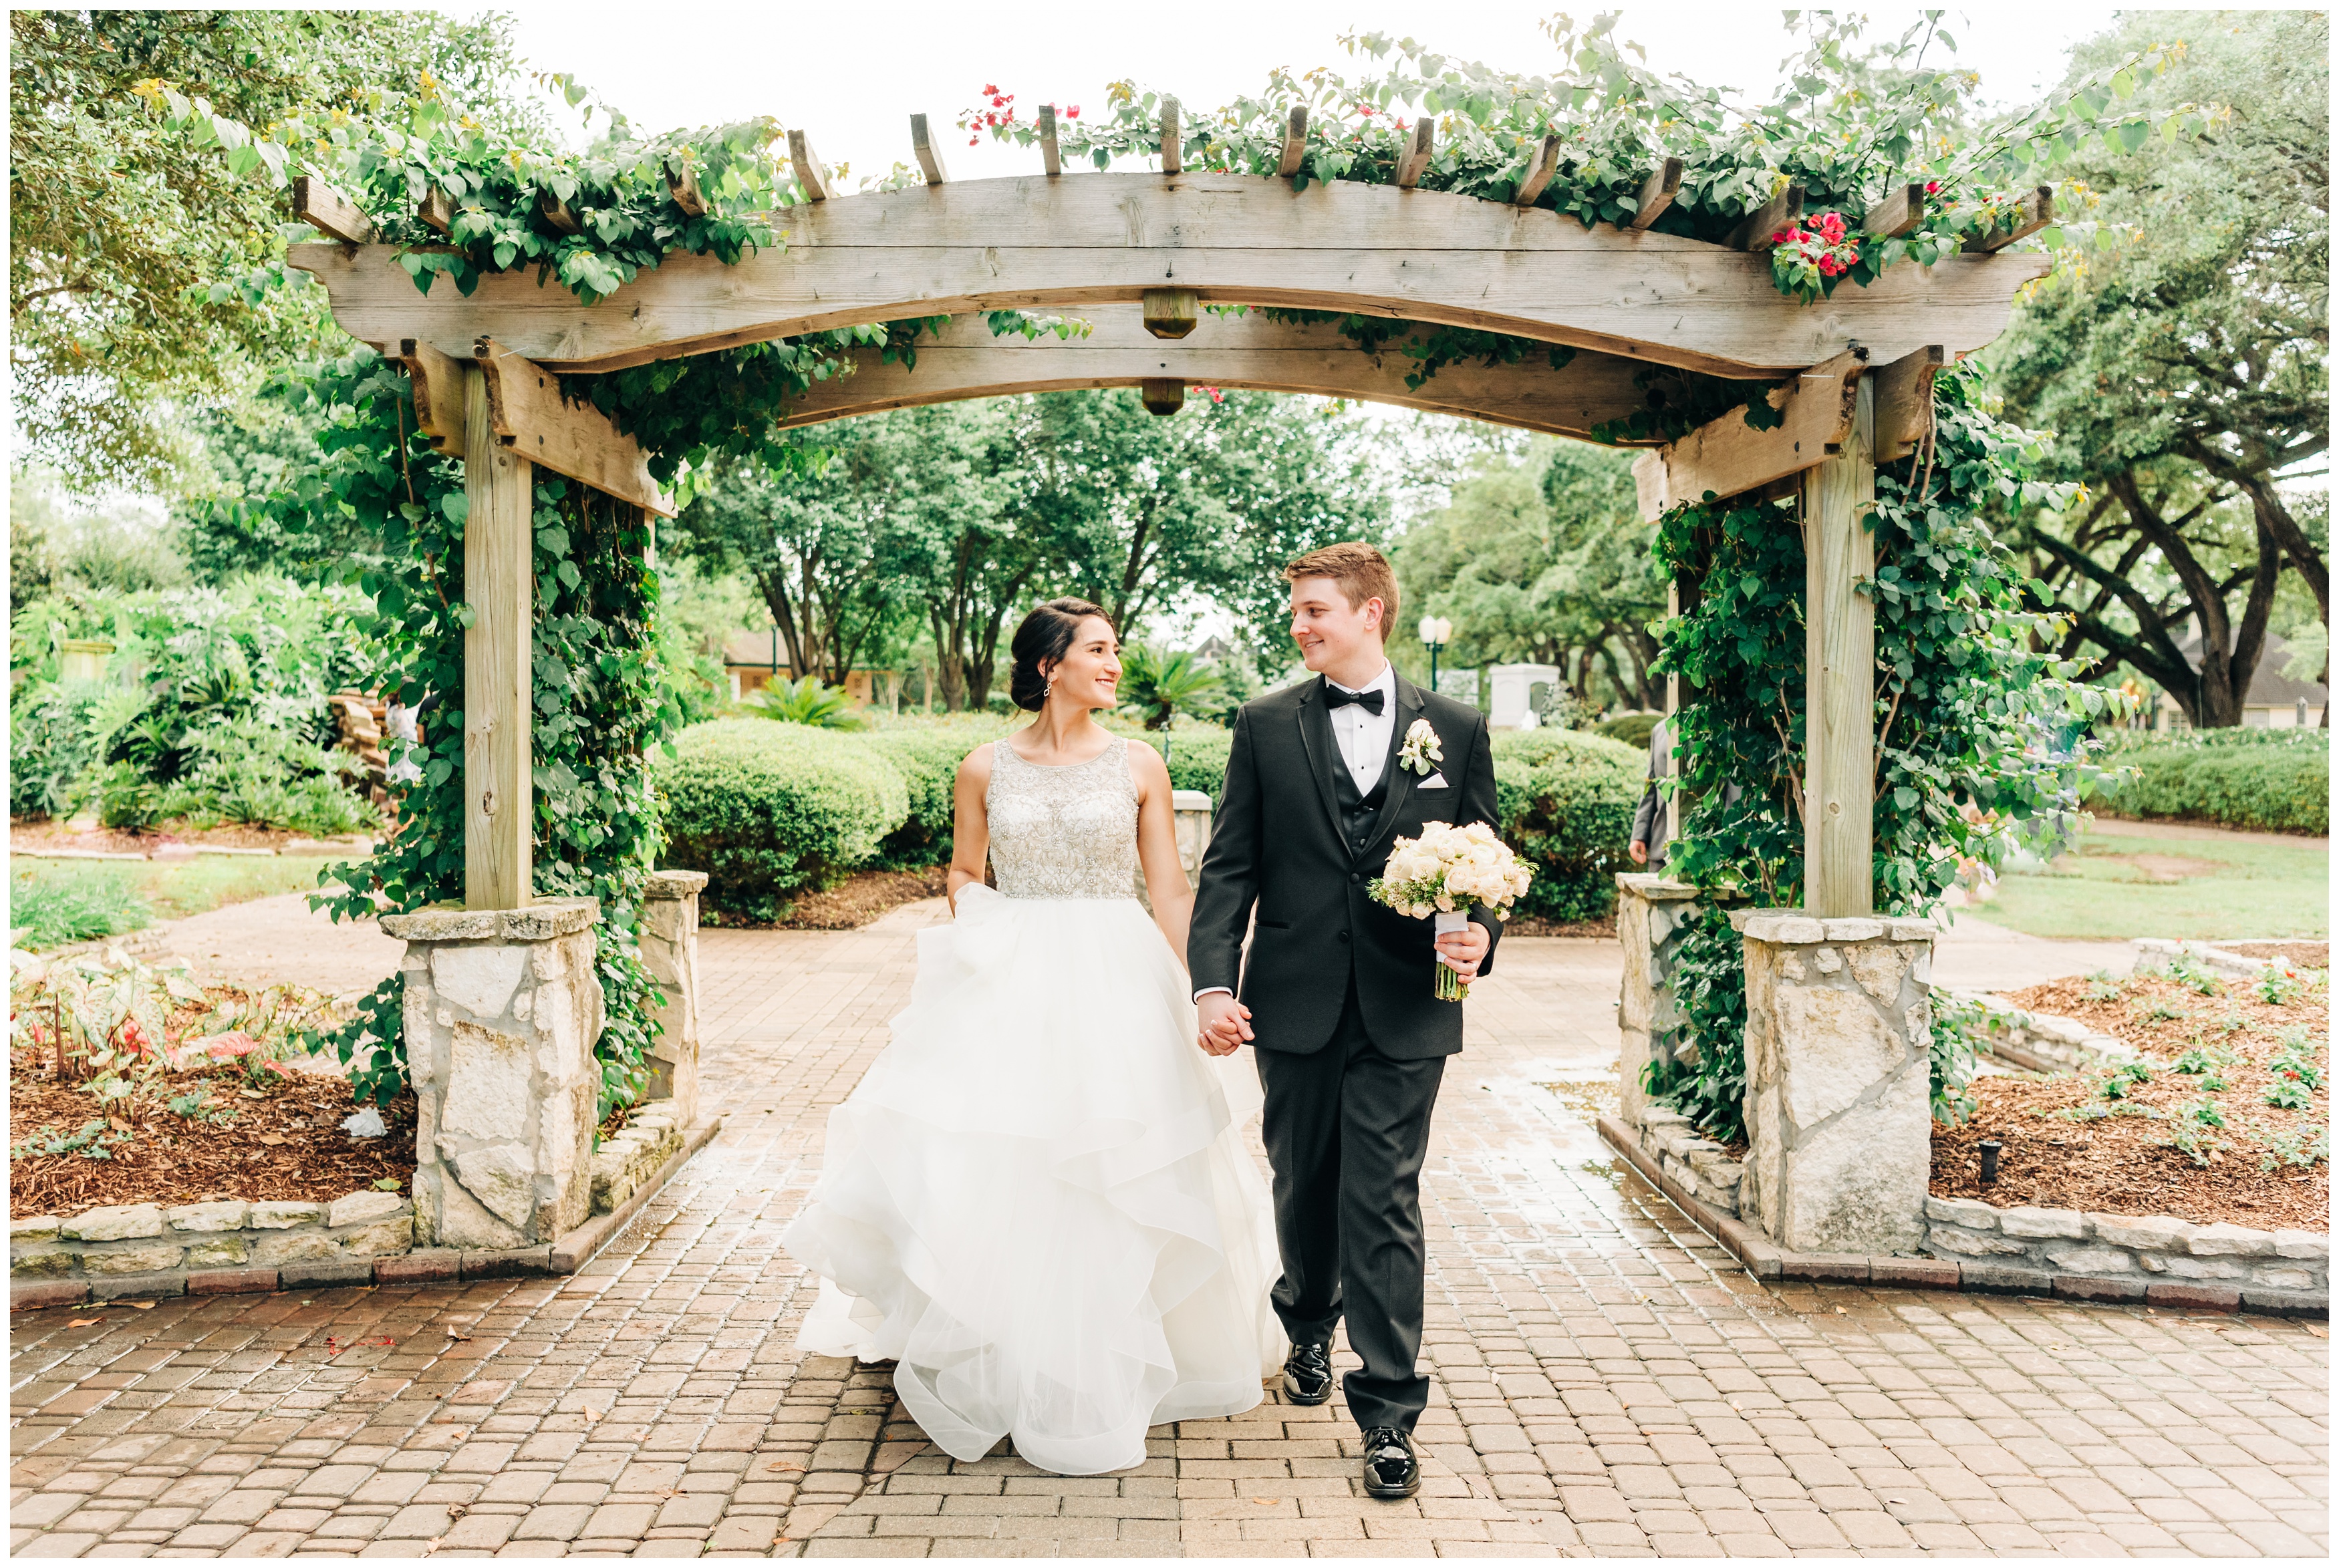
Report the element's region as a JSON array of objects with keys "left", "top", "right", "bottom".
[{"left": 1629, "top": 716, "right": 1670, "bottom": 869}]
